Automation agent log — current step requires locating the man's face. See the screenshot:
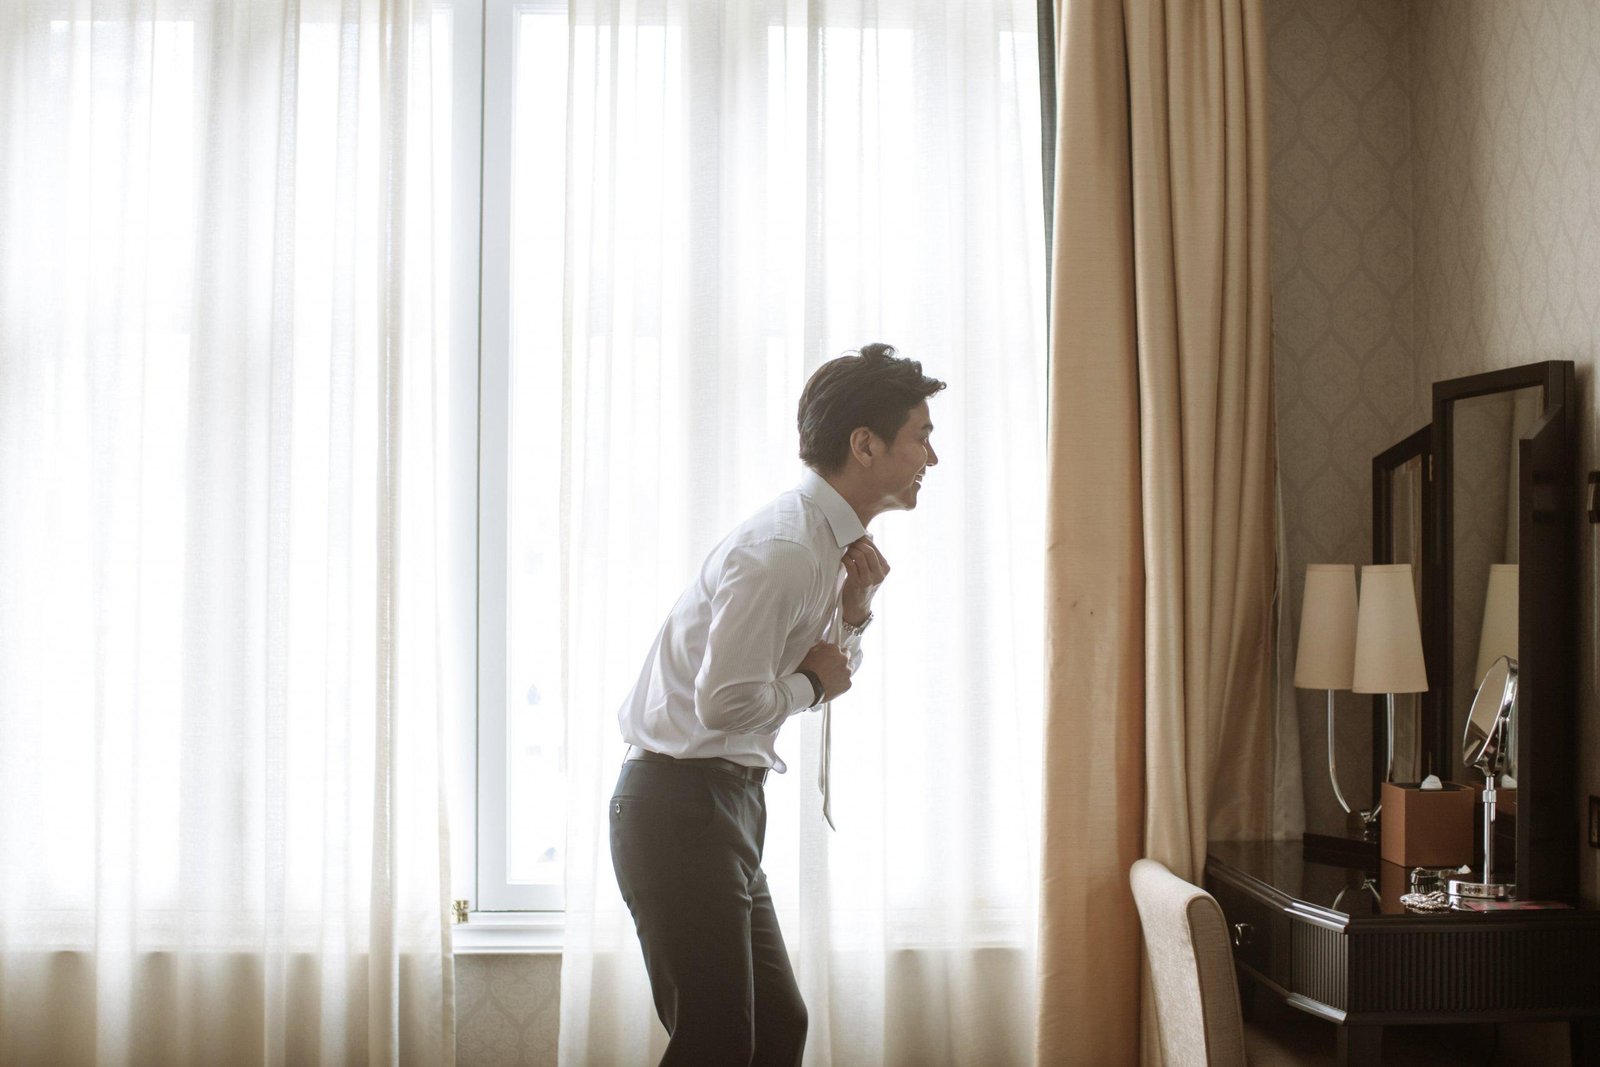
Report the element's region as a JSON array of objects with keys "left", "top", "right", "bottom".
[{"left": 870, "top": 400, "right": 938, "bottom": 512}]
